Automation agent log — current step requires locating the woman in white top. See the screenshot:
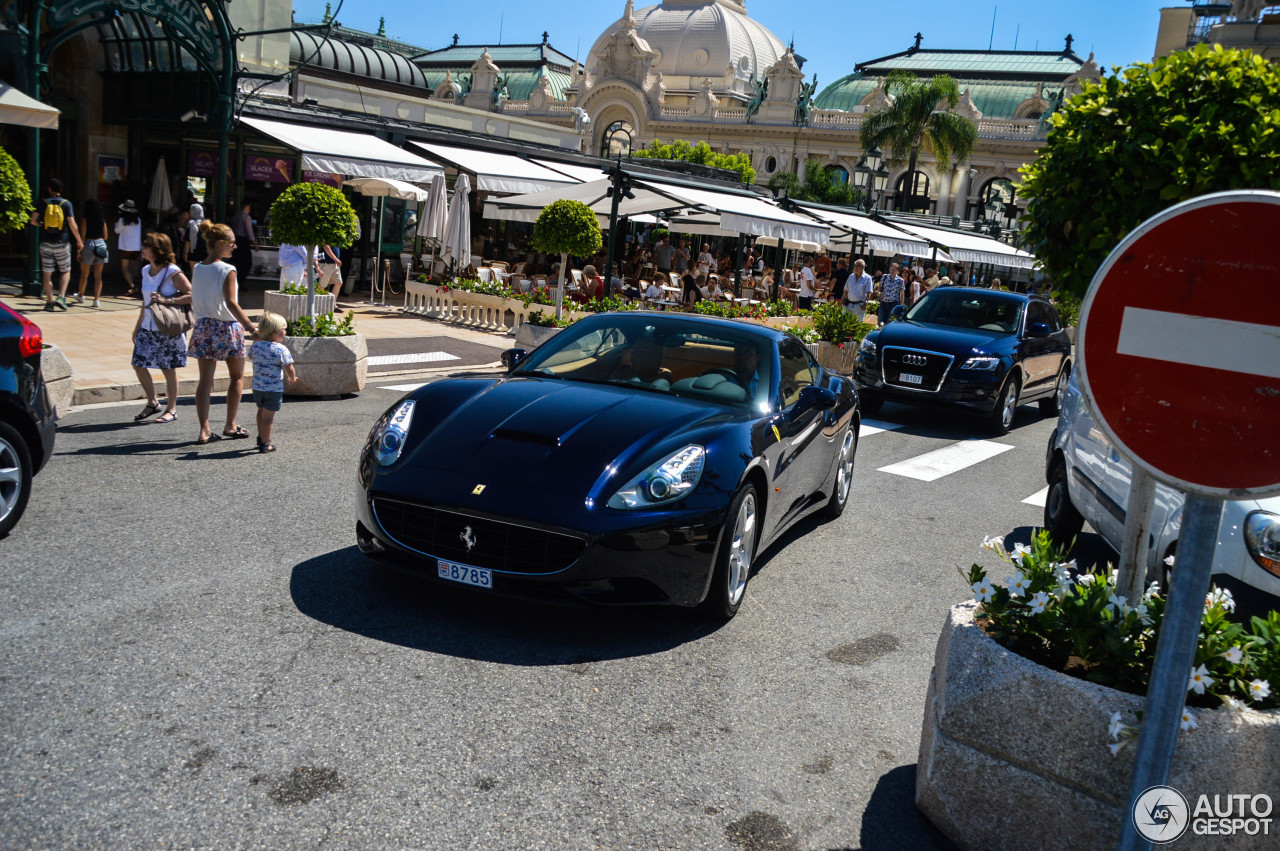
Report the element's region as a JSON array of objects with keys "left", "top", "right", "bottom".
[
  {"left": 130, "top": 232, "right": 192, "bottom": 424},
  {"left": 189, "top": 221, "right": 259, "bottom": 445},
  {"left": 115, "top": 200, "right": 143, "bottom": 296}
]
